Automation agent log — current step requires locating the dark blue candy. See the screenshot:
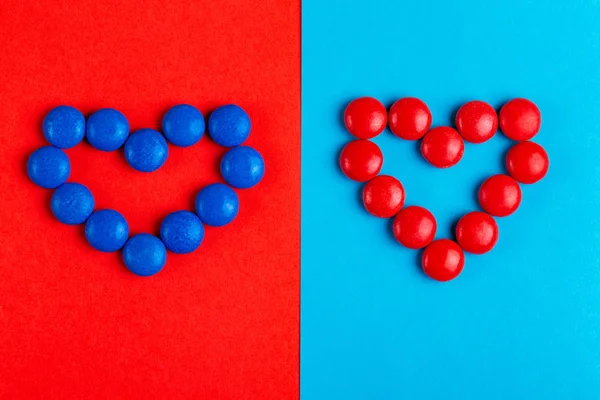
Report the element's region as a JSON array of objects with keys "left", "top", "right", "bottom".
[
  {"left": 85, "top": 209, "right": 129, "bottom": 252},
  {"left": 122, "top": 234, "right": 167, "bottom": 277},
  {"left": 50, "top": 183, "right": 95, "bottom": 225},
  {"left": 162, "top": 104, "right": 205, "bottom": 147},
  {"left": 43, "top": 105, "right": 85, "bottom": 149},
  {"left": 27, "top": 146, "right": 70, "bottom": 189},
  {"left": 160, "top": 210, "right": 204, "bottom": 254},
  {"left": 220, "top": 146, "right": 265, "bottom": 189},
  {"left": 207, "top": 104, "right": 251, "bottom": 147},
  {"left": 195, "top": 183, "right": 239, "bottom": 227},
  {"left": 86, "top": 108, "right": 130, "bottom": 151},
  {"left": 124, "top": 129, "right": 168, "bottom": 172}
]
